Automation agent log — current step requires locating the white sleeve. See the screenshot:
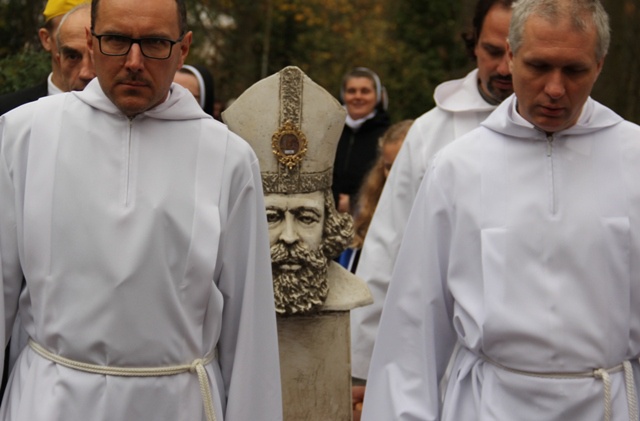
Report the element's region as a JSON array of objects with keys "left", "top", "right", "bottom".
[
  {"left": 214, "top": 141, "right": 283, "bottom": 420},
  {"left": 350, "top": 119, "right": 429, "bottom": 379},
  {"left": 0, "top": 114, "right": 25, "bottom": 377},
  {"left": 361, "top": 158, "right": 457, "bottom": 420}
]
